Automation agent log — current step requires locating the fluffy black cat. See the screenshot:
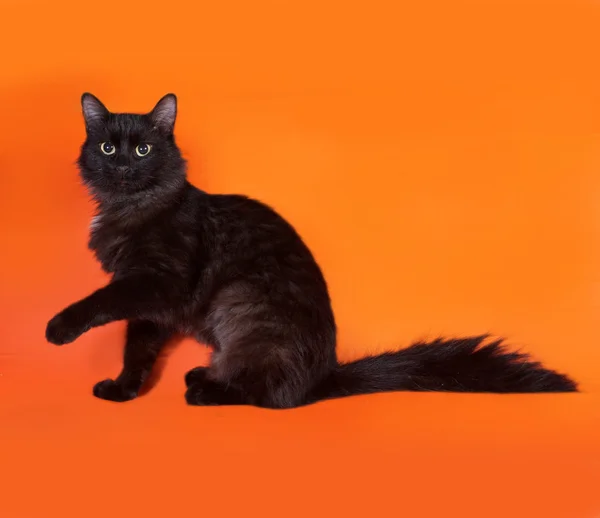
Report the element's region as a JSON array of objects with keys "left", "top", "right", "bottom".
[{"left": 45, "top": 93, "right": 577, "bottom": 407}]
